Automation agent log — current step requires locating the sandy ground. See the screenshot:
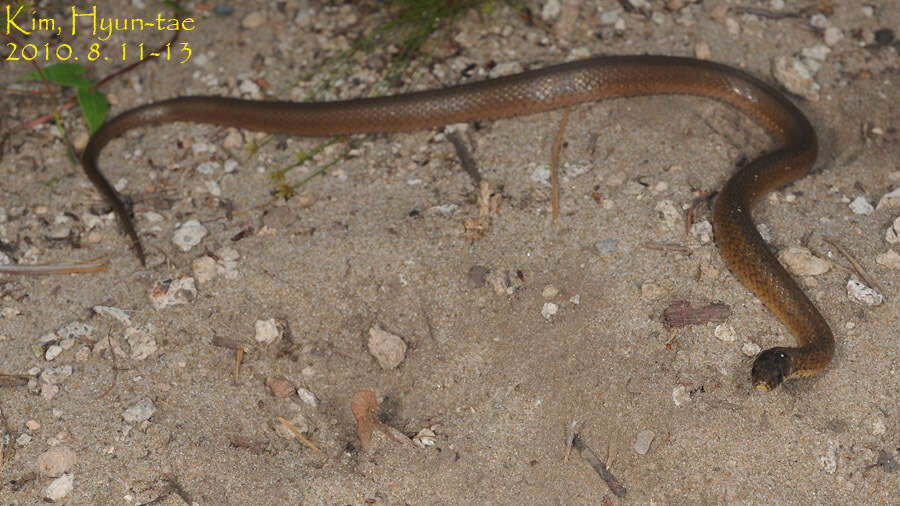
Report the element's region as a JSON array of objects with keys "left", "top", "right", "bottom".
[{"left": 1, "top": 0, "right": 898, "bottom": 504}]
